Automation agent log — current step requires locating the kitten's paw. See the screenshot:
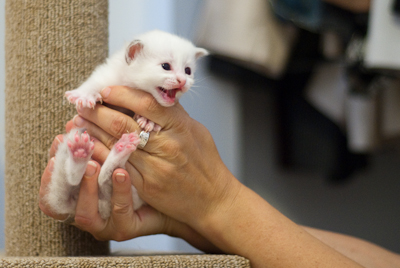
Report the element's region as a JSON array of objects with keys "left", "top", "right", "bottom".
[
  {"left": 65, "top": 89, "right": 102, "bottom": 109},
  {"left": 113, "top": 132, "right": 140, "bottom": 157},
  {"left": 134, "top": 114, "right": 162, "bottom": 133},
  {"left": 67, "top": 131, "right": 95, "bottom": 162}
]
